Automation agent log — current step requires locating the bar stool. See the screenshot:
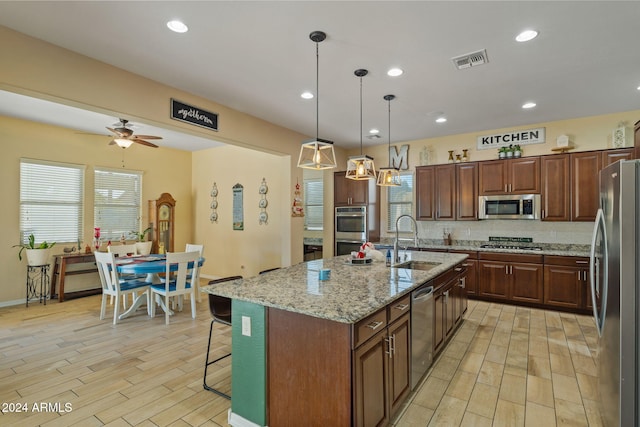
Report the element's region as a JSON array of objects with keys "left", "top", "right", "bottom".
[{"left": 203, "top": 276, "right": 242, "bottom": 399}]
